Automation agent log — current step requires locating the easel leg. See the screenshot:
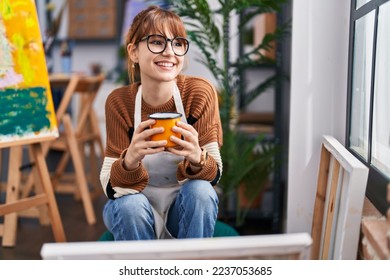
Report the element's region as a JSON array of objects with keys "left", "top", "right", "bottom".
[
  {"left": 88, "top": 140, "right": 102, "bottom": 198},
  {"left": 87, "top": 109, "right": 104, "bottom": 197},
  {"left": 90, "top": 109, "right": 105, "bottom": 157},
  {"left": 2, "top": 146, "right": 22, "bottom": 247},
  {"left": 20, "top": 142, "right": 50, "bottom": 199},
  {"left": 63, "top": 114, "right": 96, "bottom": 225},
  {"left": 27, "top": 145, "right": 50, "bottom": 225},
  {"left": 52, "top": 151, "right": 70, "bottom": 188},
  {"left": 30, "top": 143, "right": 66, "bottom": 242}
]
